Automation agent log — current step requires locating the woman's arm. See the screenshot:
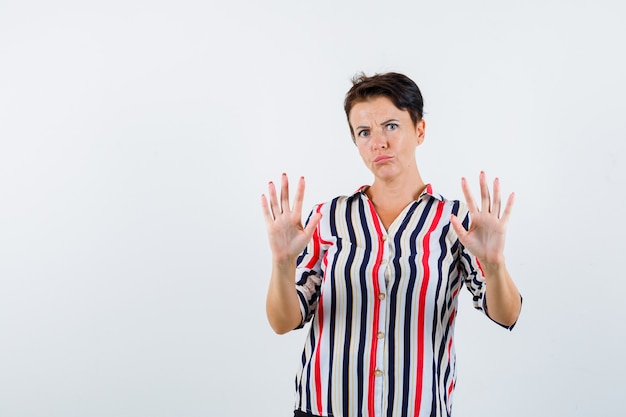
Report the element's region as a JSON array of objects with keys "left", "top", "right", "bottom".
[
  {"left": 266, "top": 258, "right": 302, "bottom": 334},
  {"left": 481, "top": 262, "right": 522, "bottom": 327},
  {"left": 451, "top": 172, "right": 522, "bottom": 327}
]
